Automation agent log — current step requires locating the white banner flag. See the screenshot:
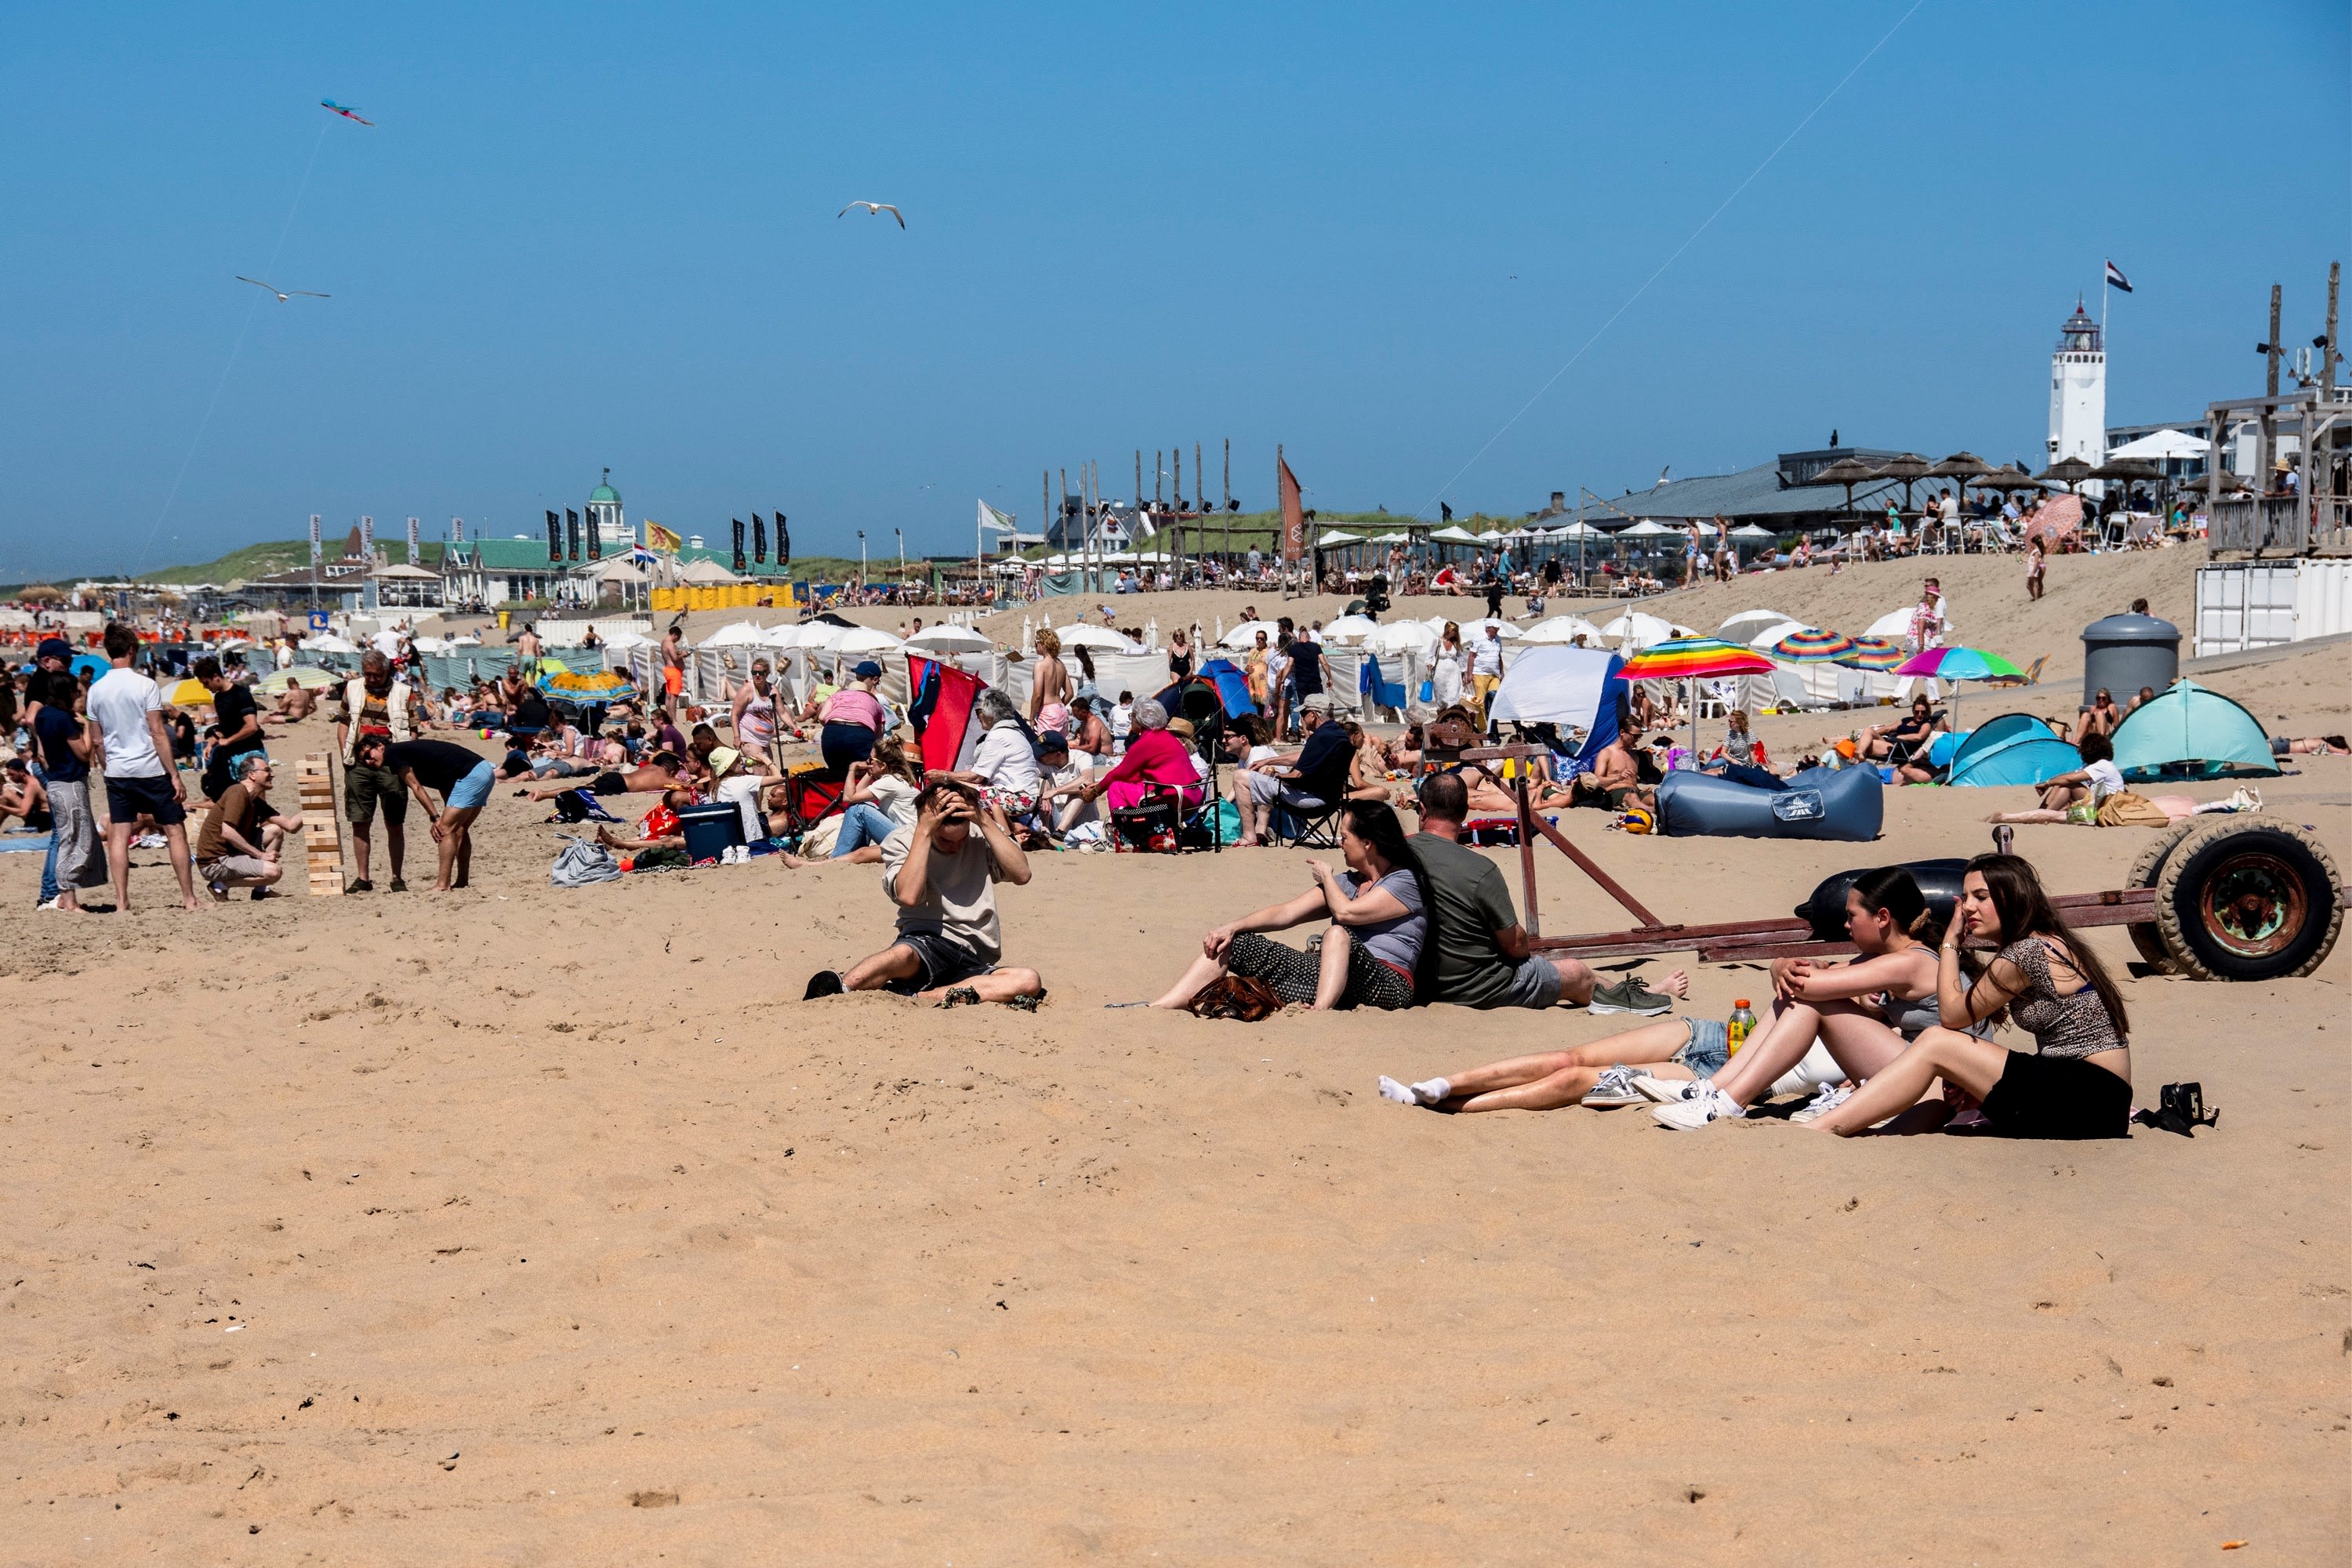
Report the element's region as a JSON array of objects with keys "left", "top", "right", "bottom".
[{"left": 308, "top": 514, "right": 321, "bottom": 565}]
